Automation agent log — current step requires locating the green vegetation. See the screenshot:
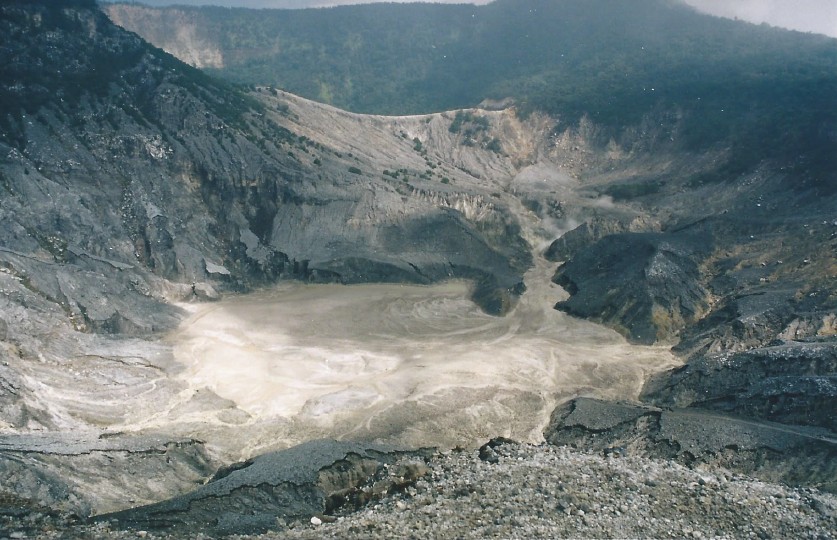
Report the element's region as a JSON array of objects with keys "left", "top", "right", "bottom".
[
  {"left": 112, "top": 0, "right": 837, "bottom": 183},
  {"left": 348, "top": 166, "right": 362, "bottom": 175},
  {"left": 0, "top": 2, "right": 260, "bottom": 149},
  {"left": 448, "top": 112, "right": 501, "bottom": 152},
  {"left": 485, "top": 137, "right": 502, "bottom": 154},
  {"left": 449, "top": 111, "right": 489, "bottom": 134}
]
